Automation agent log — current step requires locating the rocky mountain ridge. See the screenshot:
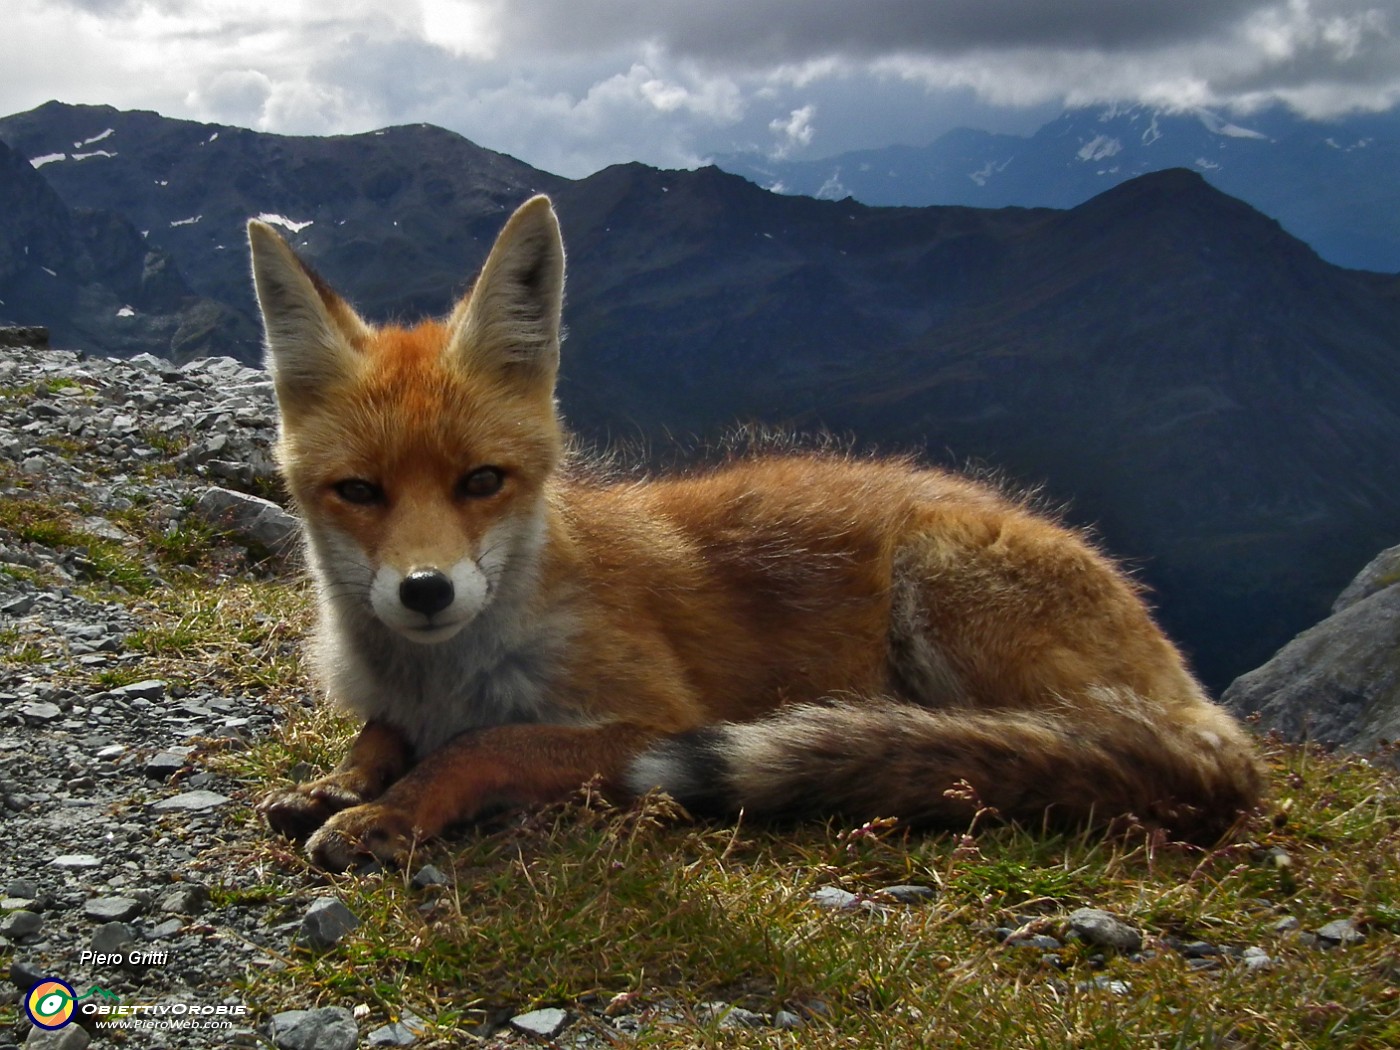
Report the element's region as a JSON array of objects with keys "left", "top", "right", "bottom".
[
  {"left": 715, "top": 104, "right": 1400, "bottom": 273},
  {"left": 2, "top": 102, "right": 1400, "bottom": 694}
]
